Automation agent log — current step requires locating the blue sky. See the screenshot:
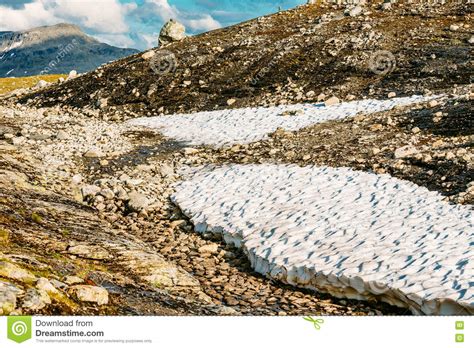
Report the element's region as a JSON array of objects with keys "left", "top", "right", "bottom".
[{"left": 0, "top": 0, "right": 305, "bottom": 50}]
